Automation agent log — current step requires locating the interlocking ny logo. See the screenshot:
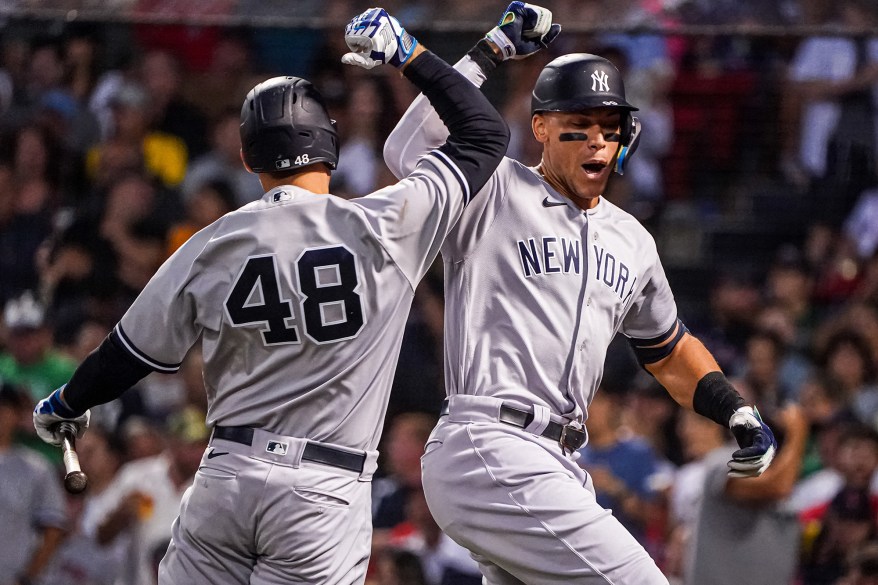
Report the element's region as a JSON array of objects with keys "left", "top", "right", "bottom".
[{"left": 591, "top": 69, "right": 609, "bottom": 93}]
